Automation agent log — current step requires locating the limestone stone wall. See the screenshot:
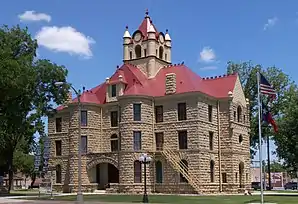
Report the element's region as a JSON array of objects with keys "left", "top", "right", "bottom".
[{"left": 48, "top": 90, "right": 250, "bottom": 194}]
